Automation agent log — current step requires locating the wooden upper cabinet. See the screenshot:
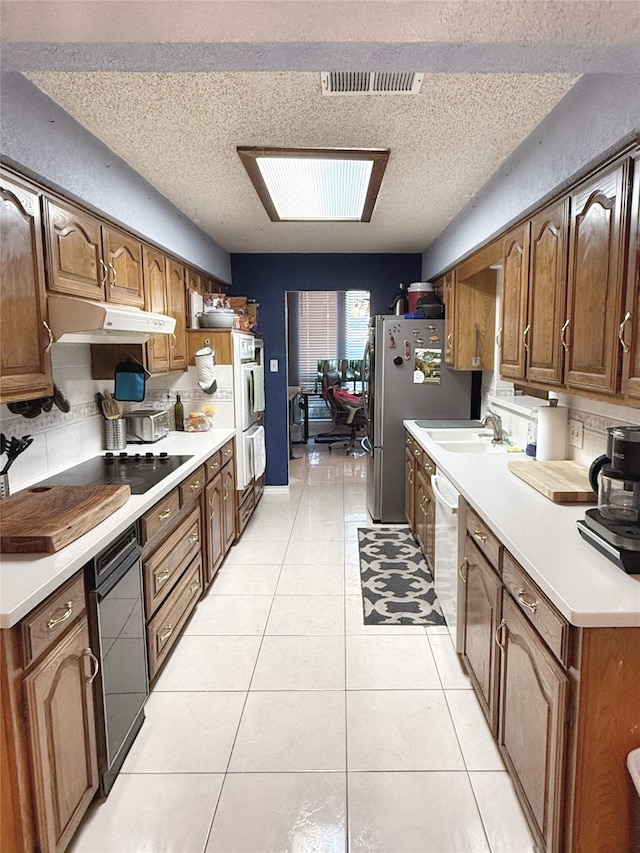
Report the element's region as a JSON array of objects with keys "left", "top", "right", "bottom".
[
  {"left": 621, "top": 151, "right": 640, "bottom": 399},
  {"left": 500, "top": 224, "right": 530, "bottom": 381},
  {"left": 167, "top": 259, "right": 188, "bottom": 370},
  {"left": 102, "top": 226, "right": 144, "bottom": 307},
  {"left": 526, "top": 199, "right": 570, "bottom": 386},
  {"left": 186, "top": 267, "right": 202, "bottom": 295},
  {"left": 143, "top": 245, "right": 171, "bottom": 373},
  {"left": 0, "top": 172, "right": 53, "bottom": 403},
  {"left": 442, "top": 271, "right": 455, "bottom": 365},
  {"left": 44, "top": 198, "right": 105, "bottom": 300},
  {"left": 565, "top": 161, "right": 629, "bottom": 393}
]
